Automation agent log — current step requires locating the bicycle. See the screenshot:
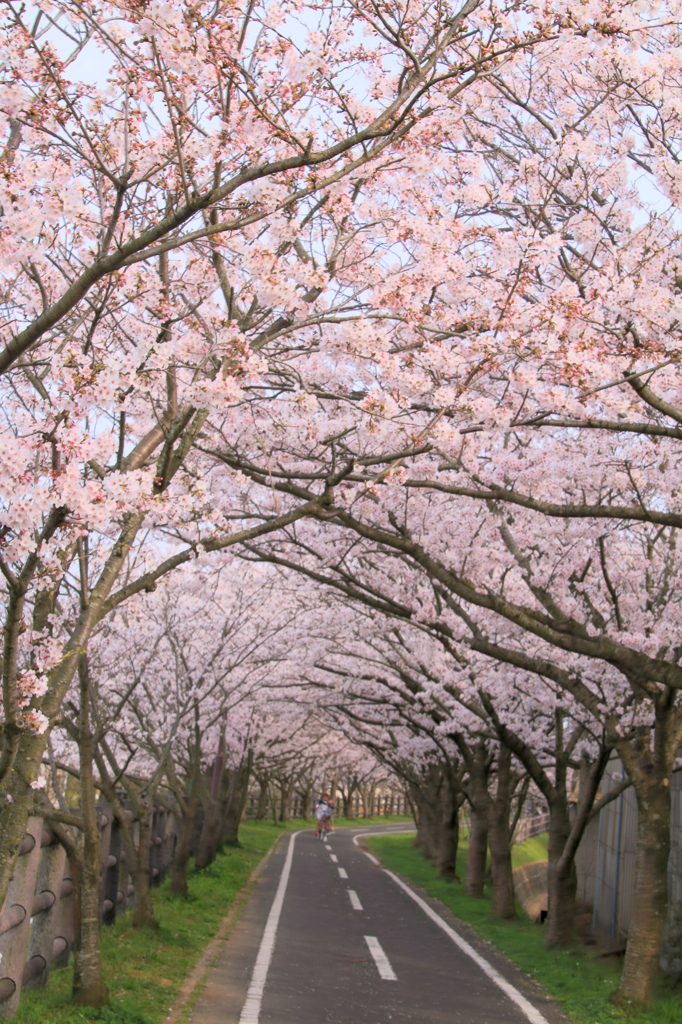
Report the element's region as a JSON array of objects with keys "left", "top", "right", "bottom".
[{"left": 315, "top": 814, "right": 331, "bottom": 839}]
